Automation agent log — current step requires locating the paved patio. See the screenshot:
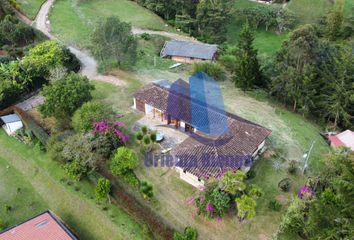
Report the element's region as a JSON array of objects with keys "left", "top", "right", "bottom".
[{"left": 133, "top": 115, "right": 189, "bottom": 150}]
